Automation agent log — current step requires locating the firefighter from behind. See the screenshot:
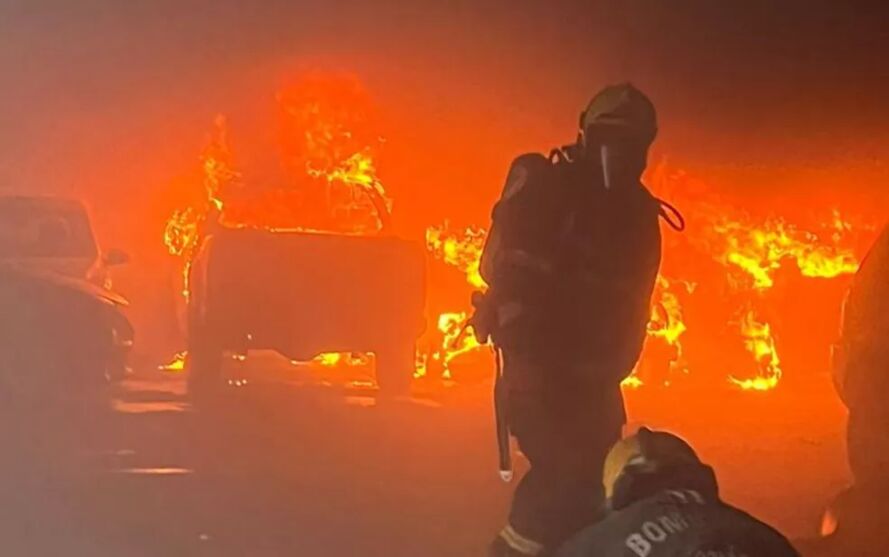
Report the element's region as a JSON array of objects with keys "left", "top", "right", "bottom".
[
  {"left": 474, "top": 84, "right": 683, "bottom": 556},
  {"left": 556, "top": 428, "right": 800, "bottom": 557}
]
